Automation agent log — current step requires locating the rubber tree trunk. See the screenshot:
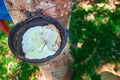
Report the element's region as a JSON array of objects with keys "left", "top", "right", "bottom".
[{"left": 4, "top": 0, "right": 72, "bottom": 80}]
